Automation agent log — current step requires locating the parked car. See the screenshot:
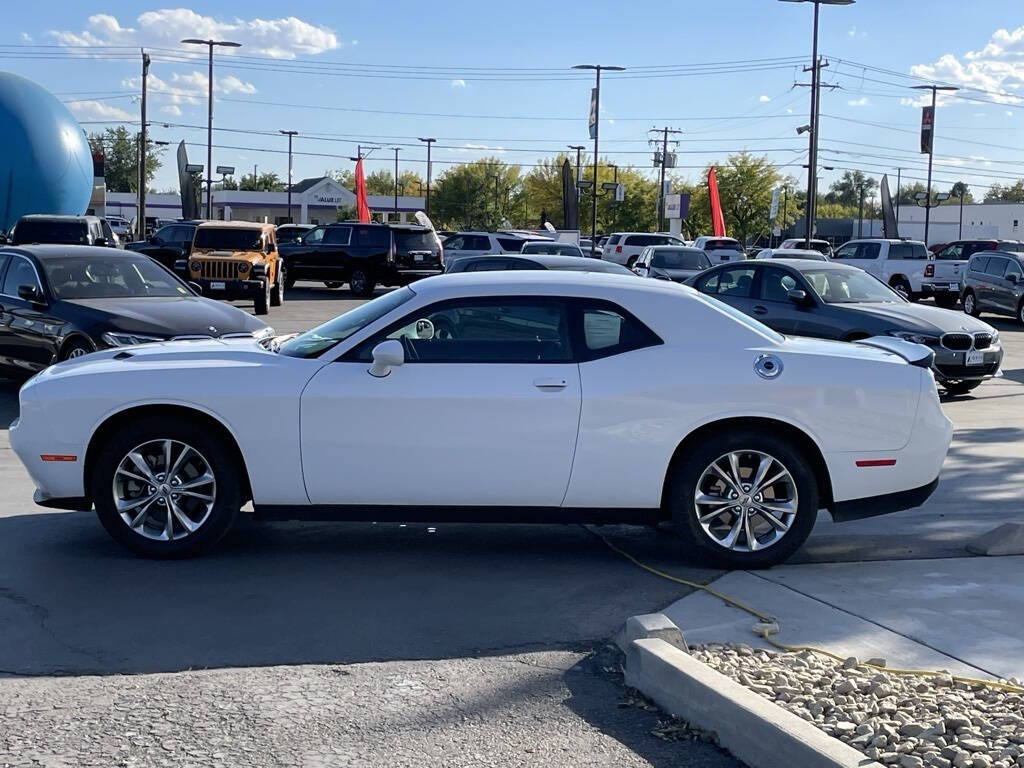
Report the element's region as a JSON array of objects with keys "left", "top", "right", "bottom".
[
  {"left": 126, "top": 222, "right": 199, "bottom": 270},
  {"left": 11, "top": 271, "right": 950, "bottom": 566},
  {"left": 924, "top": 240, "right": 1024, "bottom": 308},
  {"left": 632, "top": 246, "right": 710, "bottom": 282},
  {"left": 442, "top": 231, "right": 550, "bottom": 270},
  {"left": 275, "top": 224, "right": 313, "bottom": 246},
  {"left": 602, "top": 232, "right": 686, "bottom": 266},
  {"left": 961, "top": 251, "right": 1024, "bottom": 325},
  {"left": 279, "top": 222, "right": 443, "bottom": 296},
  {"left": 521, "top": 241, "right": 585, "bottom": 258},
  {"left": 831, "top": 238, "right": 930, "bottom": 299},
  {"left": 755, "top": 248, "right": 828, "bottom": 261},
  {"left": 687, "top": 259, "right": 1001, "bottom": 396},
  {"left": 105, "top": 215, "right": 131, "bottom": 239},
  {"left": 691, "top": 236, "right": 747, "bottom": 263},
  {"left": 179, "top": 221, "right": 283, "bottom": 315},
  {"left": 0, "top": 245, "right": 270, "bottom": 374},
  {"left": 9, "top": 215, "right": 118, "bottom": 248},
  {"left": 778, "top": 238, "right": 834, "bottom": 258},
  {"left": 444, "top": 254, "right": 634, "bottom": 274}
]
